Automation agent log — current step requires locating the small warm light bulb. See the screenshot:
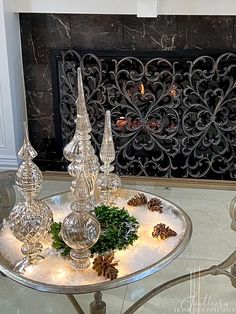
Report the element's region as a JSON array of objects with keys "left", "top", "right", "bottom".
[
  {"left": 116, "top": 117, "right": 128, "bottom": 129},
  {"left": 170, "top": 84, "right": 177, "bottom": 97},
  {"left": 139, "top": 83, "right": 145, "bottom": 95}
]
